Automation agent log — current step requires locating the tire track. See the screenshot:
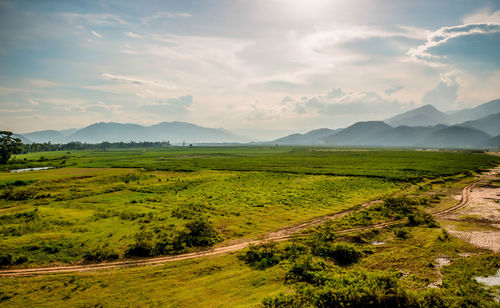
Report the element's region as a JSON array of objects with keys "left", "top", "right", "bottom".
[{"left": 0, "top": 169, "right": 496, "bottom": 277}]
